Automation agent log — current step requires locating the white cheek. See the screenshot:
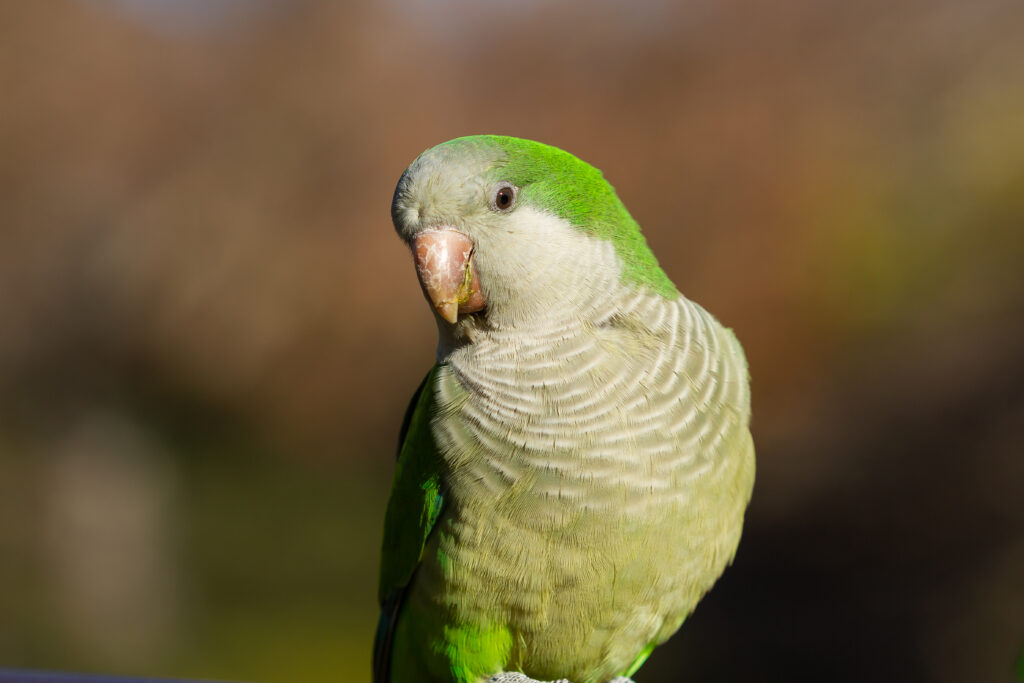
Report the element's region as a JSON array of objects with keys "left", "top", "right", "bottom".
[{"left": 474, "top": 207, "right": 622, "bottom": 324}]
